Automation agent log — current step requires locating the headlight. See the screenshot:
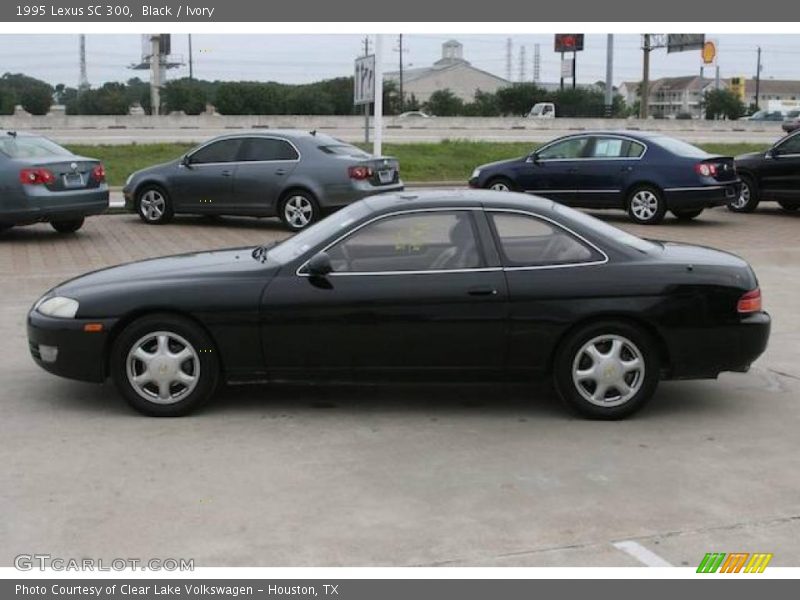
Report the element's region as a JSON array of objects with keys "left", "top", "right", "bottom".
[
  {"left": 470, "top": 168, "right": 481, "bottom": 179},
  {"left": 125, "top": 173, "right": 134, "bottom": 186},
  {"left": 37, "top": 296, "right": 80, "bottom": 318}
]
